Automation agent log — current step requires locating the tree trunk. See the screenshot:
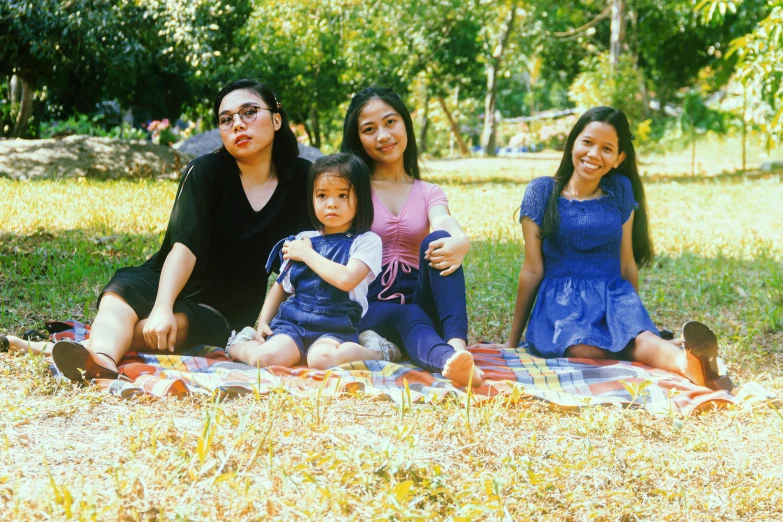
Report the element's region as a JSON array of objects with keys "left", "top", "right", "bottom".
[
  {"left": 691, "top": 119, "right": 696, "bottom": 177},
  {"left": 11, "top": 75, "right": 34, "bottom": 138},
  {"left": 419, "top": 91, "right": 430, "bottom": 154},
  {"left": 481, "top": 4, "right": 518, "bottom": 157},
  {"left": 742, "top": 88, "right": 747, "bottom": 171},
  {"left": 437, "top": 96, "right": 470, "bottom": 156},
  {"left": 483, "top": 67, "right": 499, "bottom": 156},
  {"left": 610, "top": 0, "right": 626, "bottom": 75},
  {"left": 309, "top": 106, "right": 321, "bottom": 150},
  {"left": 298, "top": 112, "right": 315, "bottom": 147}
]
